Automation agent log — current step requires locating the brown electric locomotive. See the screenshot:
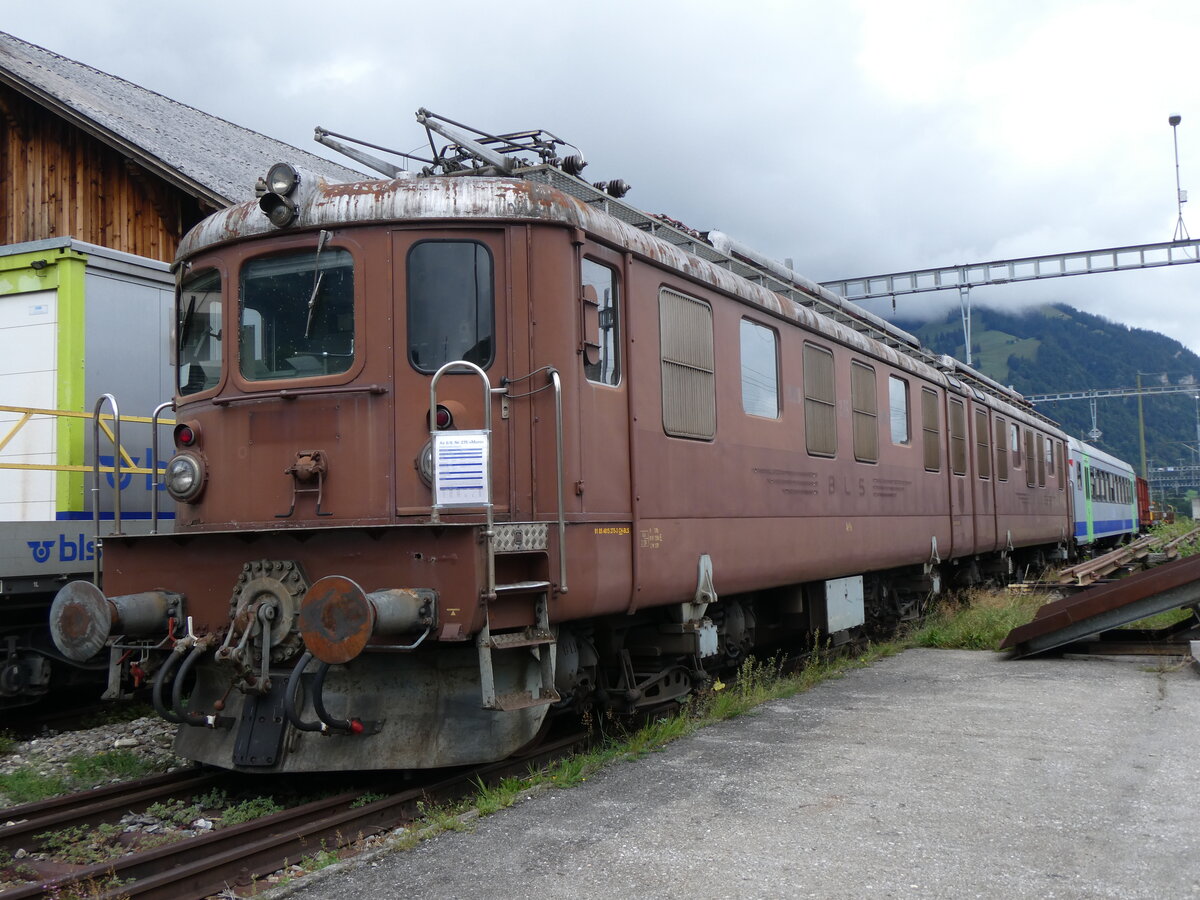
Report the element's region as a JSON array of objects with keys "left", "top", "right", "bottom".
[{"left": 49, "top": 111, "right": 1072, "bottom": 772}]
